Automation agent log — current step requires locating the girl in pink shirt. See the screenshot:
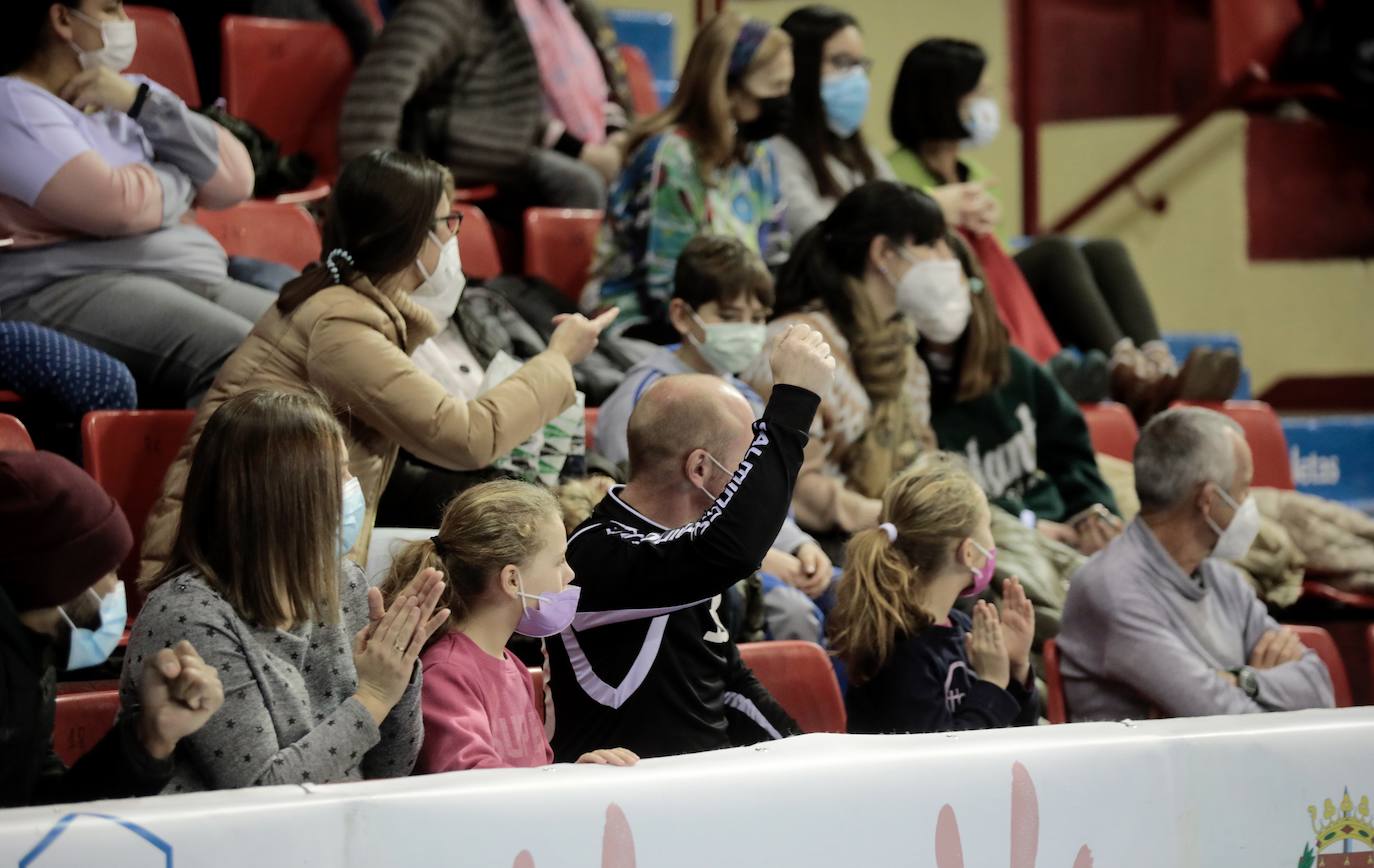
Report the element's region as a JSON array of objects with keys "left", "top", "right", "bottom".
[{"left": 381, "top": 481, "right": 637, "bottom": 772}]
